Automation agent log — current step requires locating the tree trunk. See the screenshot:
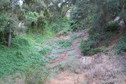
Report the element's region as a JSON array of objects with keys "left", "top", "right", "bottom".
[{"left": 7, "top": 29, "right": 12, "bottom": 48}]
